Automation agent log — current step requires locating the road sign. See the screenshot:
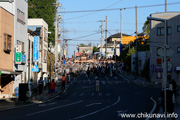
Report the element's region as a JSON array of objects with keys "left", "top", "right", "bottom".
[
  {"left": 15, "top": 45, "right": 21, "bottom": 64},
  {"left": 33, "top": 36, "right": 39, "bottom": 62},
  {"left": 0, "top": 71, "right": 1, "bottom": 76},
  {"left": 157, "top": 46, "right": 174, "bottom": 57},
  {"left": 32, "top": 64, "right": 39, "bottom": 72}
]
